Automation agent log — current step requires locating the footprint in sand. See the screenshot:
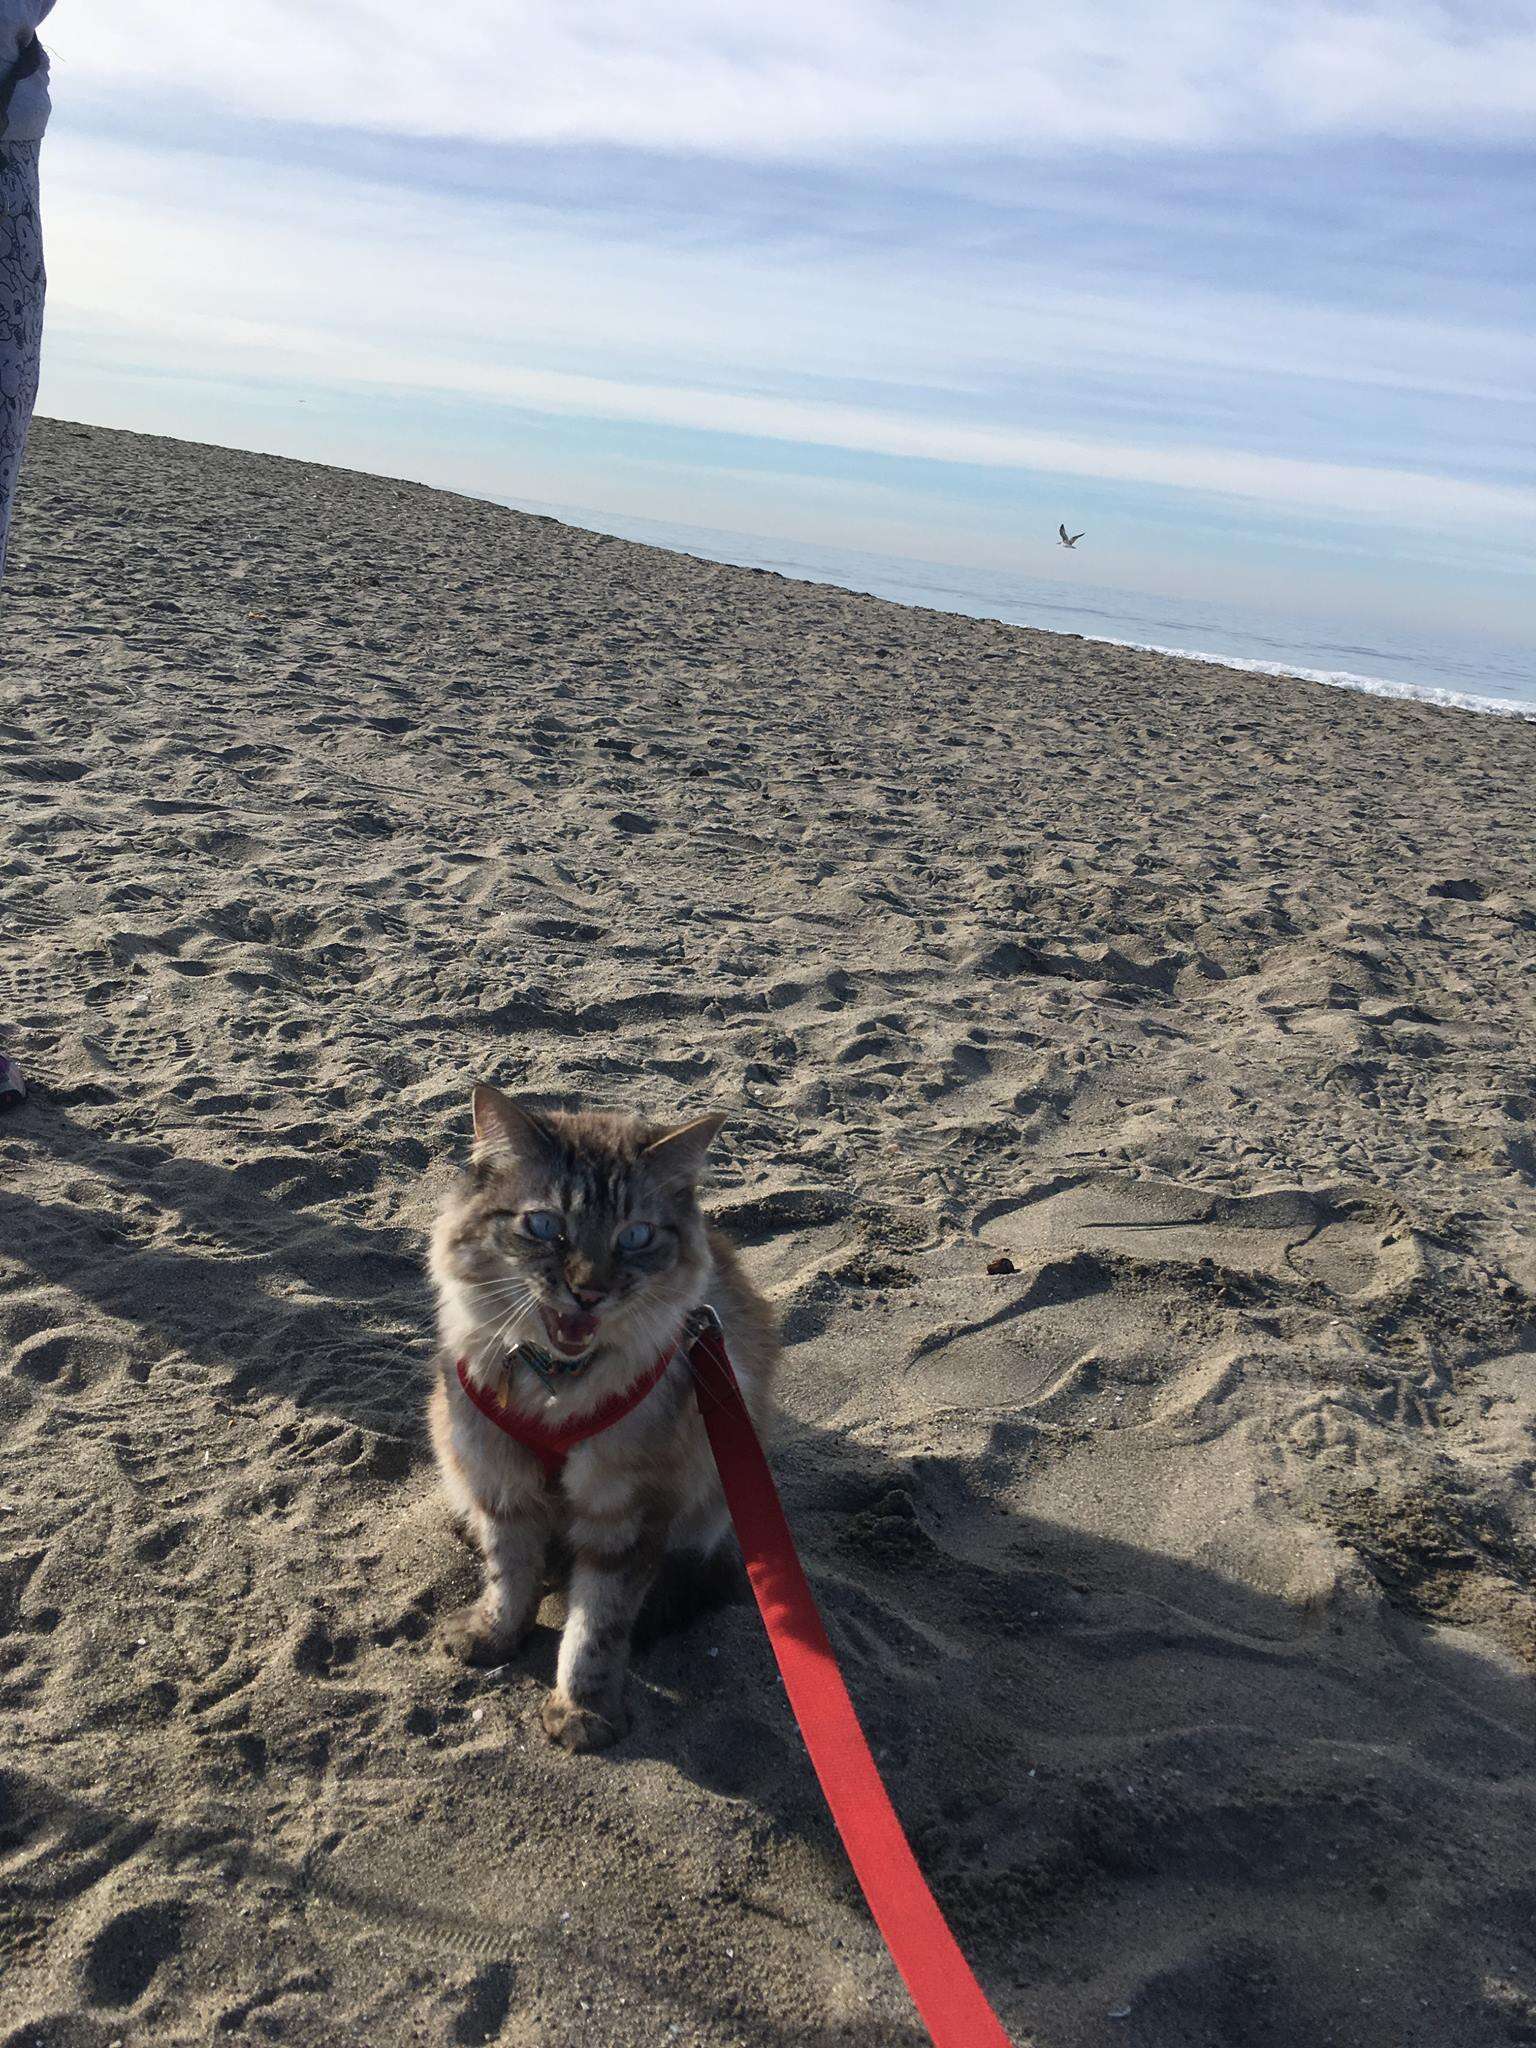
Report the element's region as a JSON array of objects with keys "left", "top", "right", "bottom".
[{"left": 79, "top": 1898, "right": 190, "bottom": 2009}]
